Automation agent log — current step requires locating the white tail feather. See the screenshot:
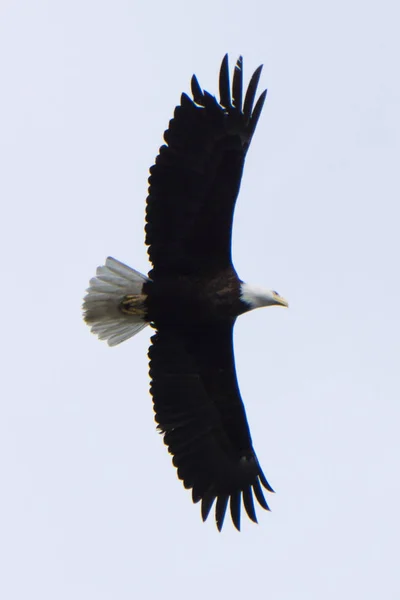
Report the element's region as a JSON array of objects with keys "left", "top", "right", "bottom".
[{"left": 83, "top": 257, "right": 149, "bottom": 346}]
